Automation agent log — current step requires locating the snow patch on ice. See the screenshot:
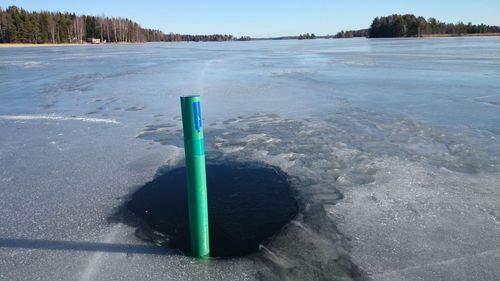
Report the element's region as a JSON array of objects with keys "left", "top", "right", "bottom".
[
  {"left": 0, "top": 60, "right": 43, "bottom": 68},
  {"left": 0, "top": 114, "right": 120, "bottom": 124},
  {"left": 329, "top": 157, "right": 500, "bottom": 279}
]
